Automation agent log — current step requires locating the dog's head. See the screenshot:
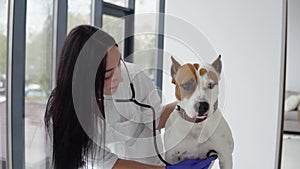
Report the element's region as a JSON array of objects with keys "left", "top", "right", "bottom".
[{"left": 171, "top": 55, "right": 222, "bottom": 122}]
